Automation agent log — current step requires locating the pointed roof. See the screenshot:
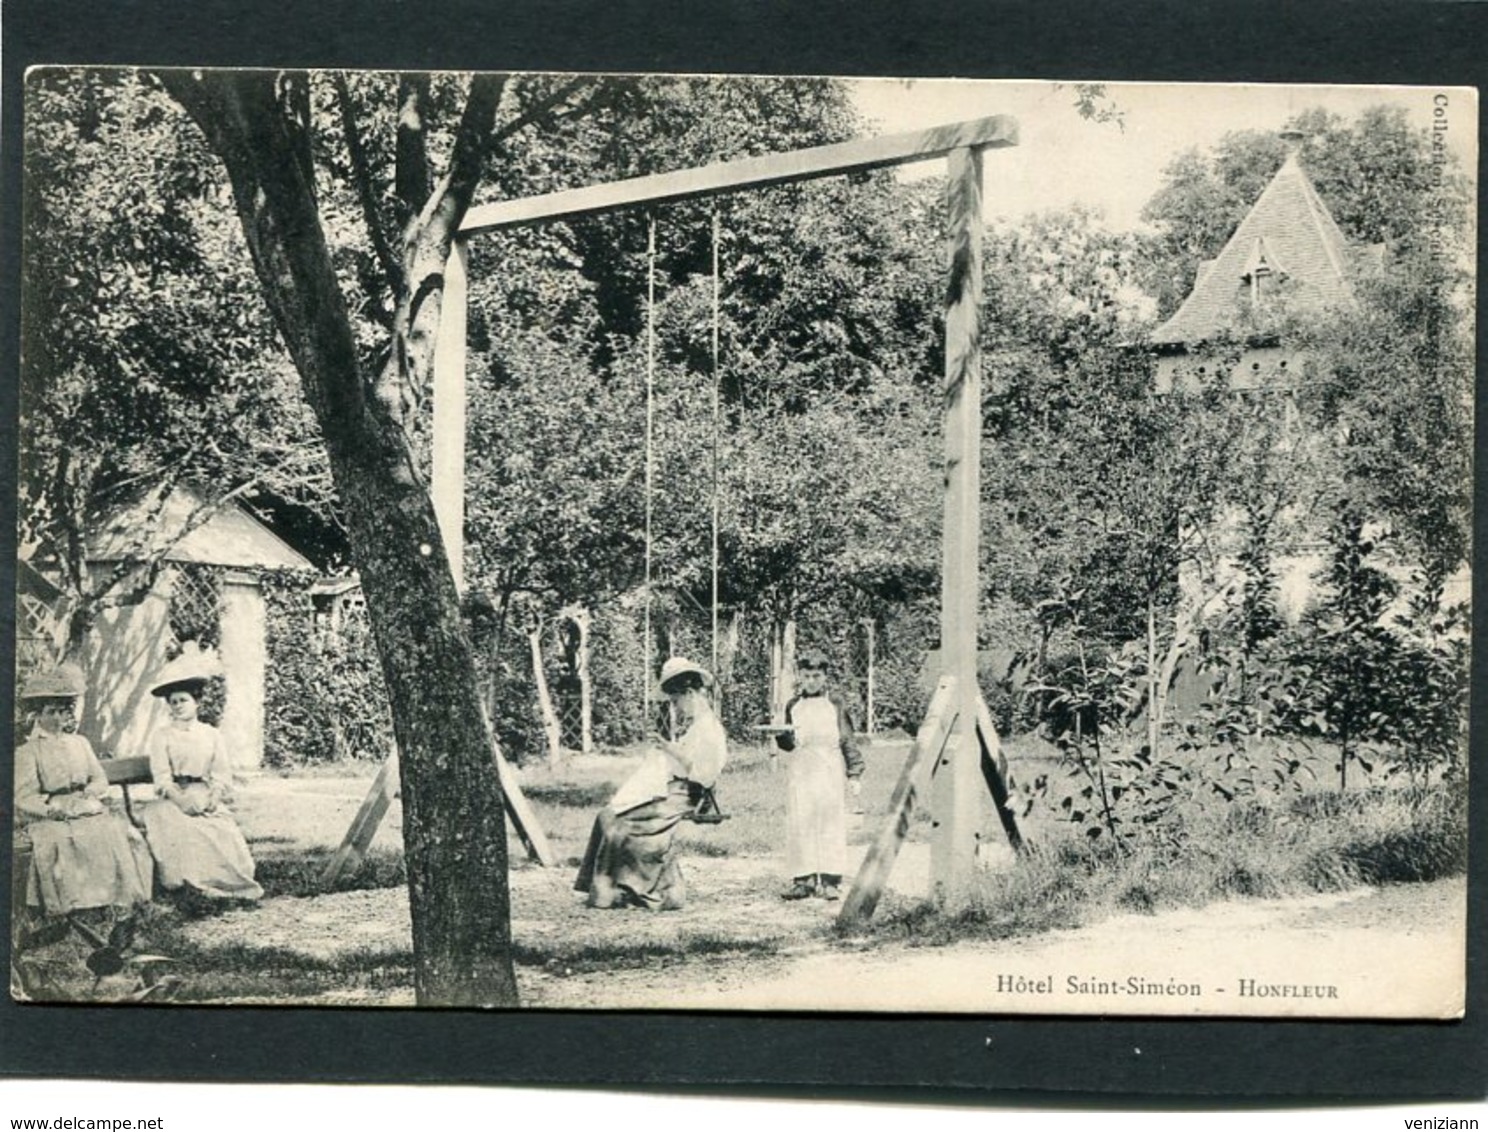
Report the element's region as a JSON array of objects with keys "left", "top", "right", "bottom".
[
  {"left": 1153, "top": 153, "right": 1377, "bottom": 346},
  {"left": 87, "top": 484, "right": 314, "bottom": 571},
  {"left": 17, "top": 557, "right": 64, "bottom": 602}
]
